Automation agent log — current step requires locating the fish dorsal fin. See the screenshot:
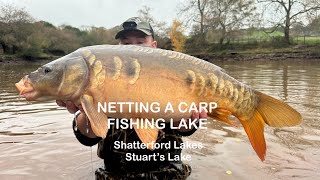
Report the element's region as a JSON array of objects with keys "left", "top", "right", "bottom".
[
  {"left": 81, "top": 94, "right": 108, "bottom": 138},
  {"left": 208, "top": 108, "right": 238, "bottom": 127},
  {"left": 132, "top": 118, "right": 159, "bottom": 150}
]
